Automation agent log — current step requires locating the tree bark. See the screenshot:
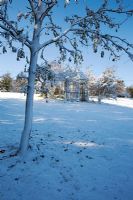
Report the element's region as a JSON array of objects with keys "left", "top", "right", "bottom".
[
  {"left": 98, "top": 95, "right": 102, "bottom": 103},
  {"left": 19, "top": 22, "right": 41, "bottom": 155}
]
